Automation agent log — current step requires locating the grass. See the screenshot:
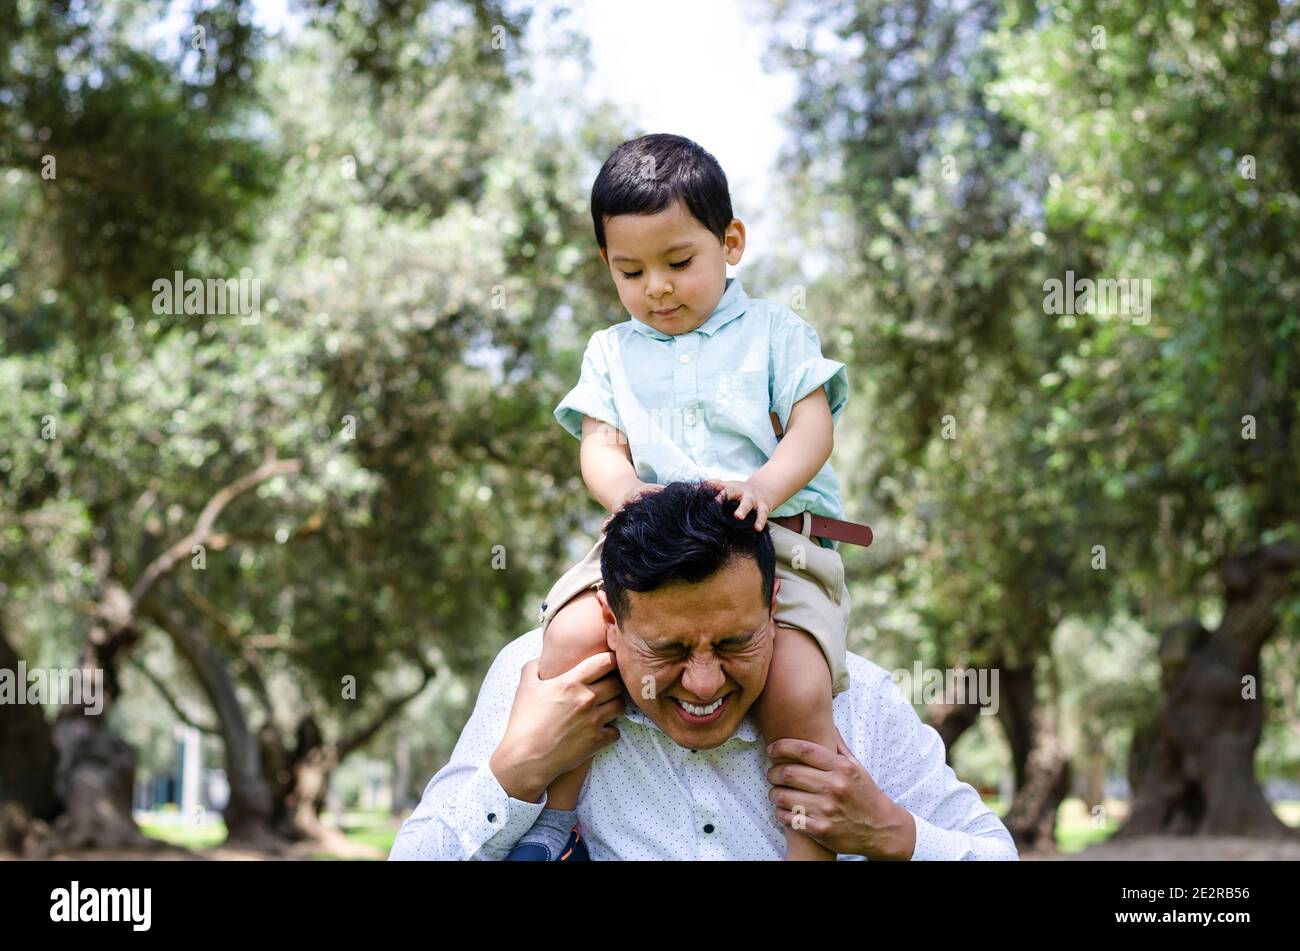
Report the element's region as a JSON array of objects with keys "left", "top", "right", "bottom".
[
  {"left": 141, "top": 799, "right": 1300, "bottom": 858},
  {"left": 139, "top": 809, "right": 402, "bottom": 858},
  {"left": 138, "top": 817, "right": 228, "bottom": 851},
  {"left": 310, "top": 811, "right": 400, "bottom": 860},
  {"left": 980, "top": 796, "right": 1300, "bottom": 854}
]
